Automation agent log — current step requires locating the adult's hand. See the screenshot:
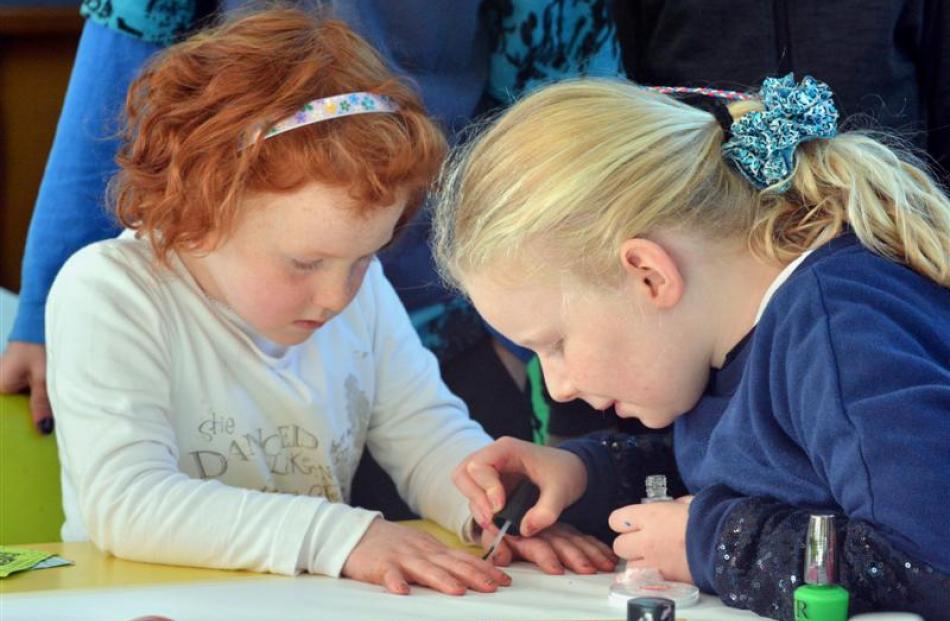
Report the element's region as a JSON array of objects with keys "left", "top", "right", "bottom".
[{"left": 0, "top": 341, "right": 53, "bottom": 433}]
